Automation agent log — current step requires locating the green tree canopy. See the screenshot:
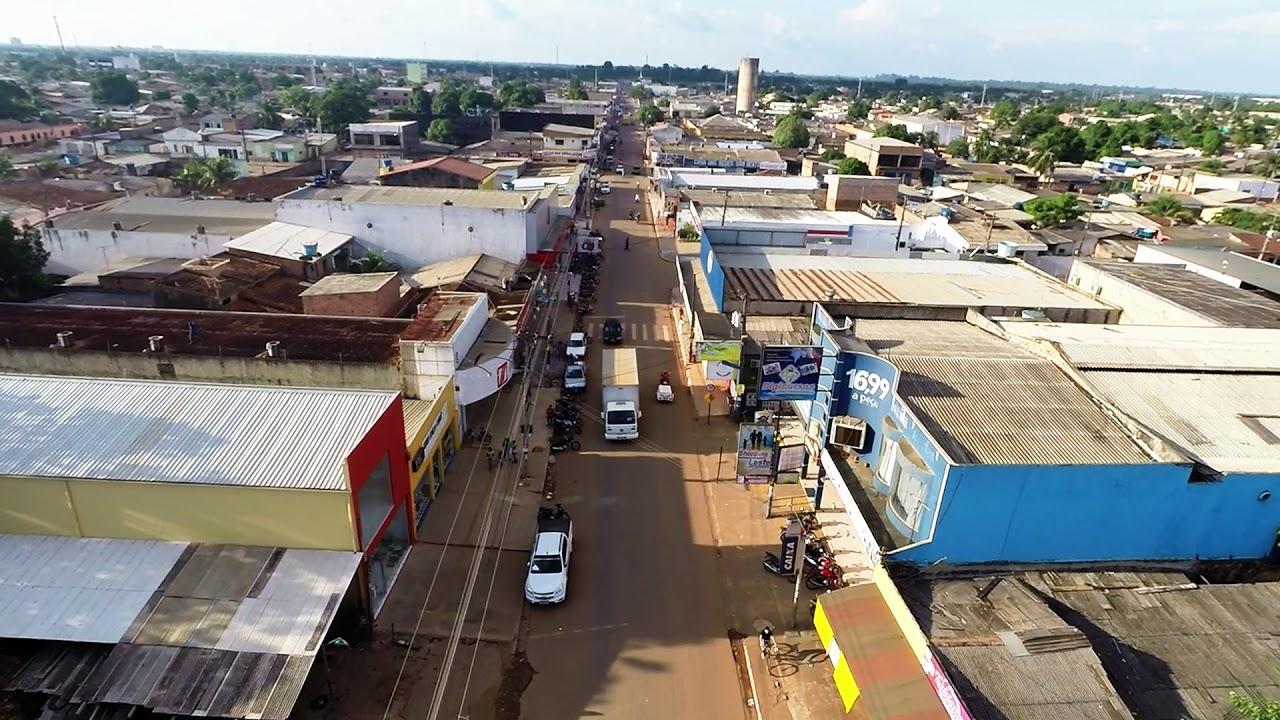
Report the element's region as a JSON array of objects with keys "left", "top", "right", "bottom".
[
  {"left": 150, "top": 89, "right": 172, "bottom": 101},
  {"left": 846, "top": 98, "right": 872, "bottom": 122},
  {"left": 1031, "top": 124, "right": 1087, "bottom": 163},
  {"left": 458, "top": 87, "right": 494, "bottom": 111},
  {"left": 408, "top": 87, "right": 429, "bottom": 114},
  {"left": 773, "top": 114, "right": 811, "bottom": 148},
  {"left": 0, "top": 81, "right": 38, "bottom": 121},
  {"left": 636, "top": 104, "right": 663, "bottom": 126},
  {"left": 426, "top": 118, "right": 456, "bottom": 144},
  {"left": 431, "top": 77, "right": 468, "bottom": 116},
  {"left": 1254, "top": 153, "right": 1280, "bottom": 178},
  {"left": 1024, "top": 193, "right": 1084, "bottom": 228},
  {"left": 945, "top": 136, "right": 970, "bottom": 158},
  {"left": 1201, "top": 128, "right": 1225, "bottom": 155},
  {"left": 253, "top": 99, "right": 283, "bottom": 130},
  {"left": 0, "top": 215, "right": 52, "bottom": 301},
  {"left": 279, "top": 86, "right": 317, "bottom": 118},
  {"left": 1198, "top": 158, "right": 1226, "bottom": 173},
  {"left": 702, "top": 105, "right": 721, "bottom": 118},
  {"left": 938, "top": 104, "right": 960, "bottom": 120},
  {"left": 497, "top": 80, "right": 545, "bottom": 108},
  {"left": 318, "top": 80, "right": 370, "bottom": 131},
  {"left": 629, "top": 85, "right": 655, "bottom": 102},
  {"left": 1012, "top": 111, "right": 1061, "bottom": 144},
  {"left": 1227, "top": 691, "right": 1280, "bottom": 720},
  {"left": 564, "top": 78, "right": 588, "bottom": 101},
  {"left": 835, "top": 157, "right": 870, "bottom": 175},
  {"left": 875, "top": 123, "right": 912, "bottom": 141},
  {"left": 176, "top": 157, "right": 237, "bottom": 190},
  {"left": 1216, "top": 207, "right": 1280, "bottom": 233},
  {"left": 819, "top": 148, "right": 845, "bottom": 161},
  {"left": 990, "top": 98, "right": 1020, "bottom": 127},
  {"left": 0, "top": 155, "right": 16, "bottom": 181},
  {"left": 90, "top": 71, "right": 140, "bottom": 106},
  {"left": 180, "top": 91, "right": 200, "bottom": 115},
  {"left": 1144, "top": 194, "right": 1194, "bottom": 224}
]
